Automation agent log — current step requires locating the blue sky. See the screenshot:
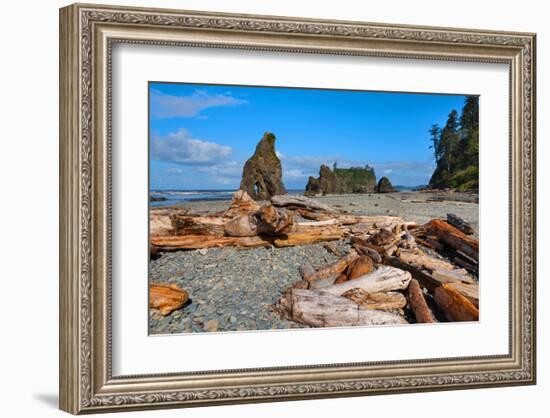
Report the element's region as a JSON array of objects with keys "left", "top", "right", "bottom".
[{"left": 149, "top": 82, "right": 468, "bottom": 189}]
